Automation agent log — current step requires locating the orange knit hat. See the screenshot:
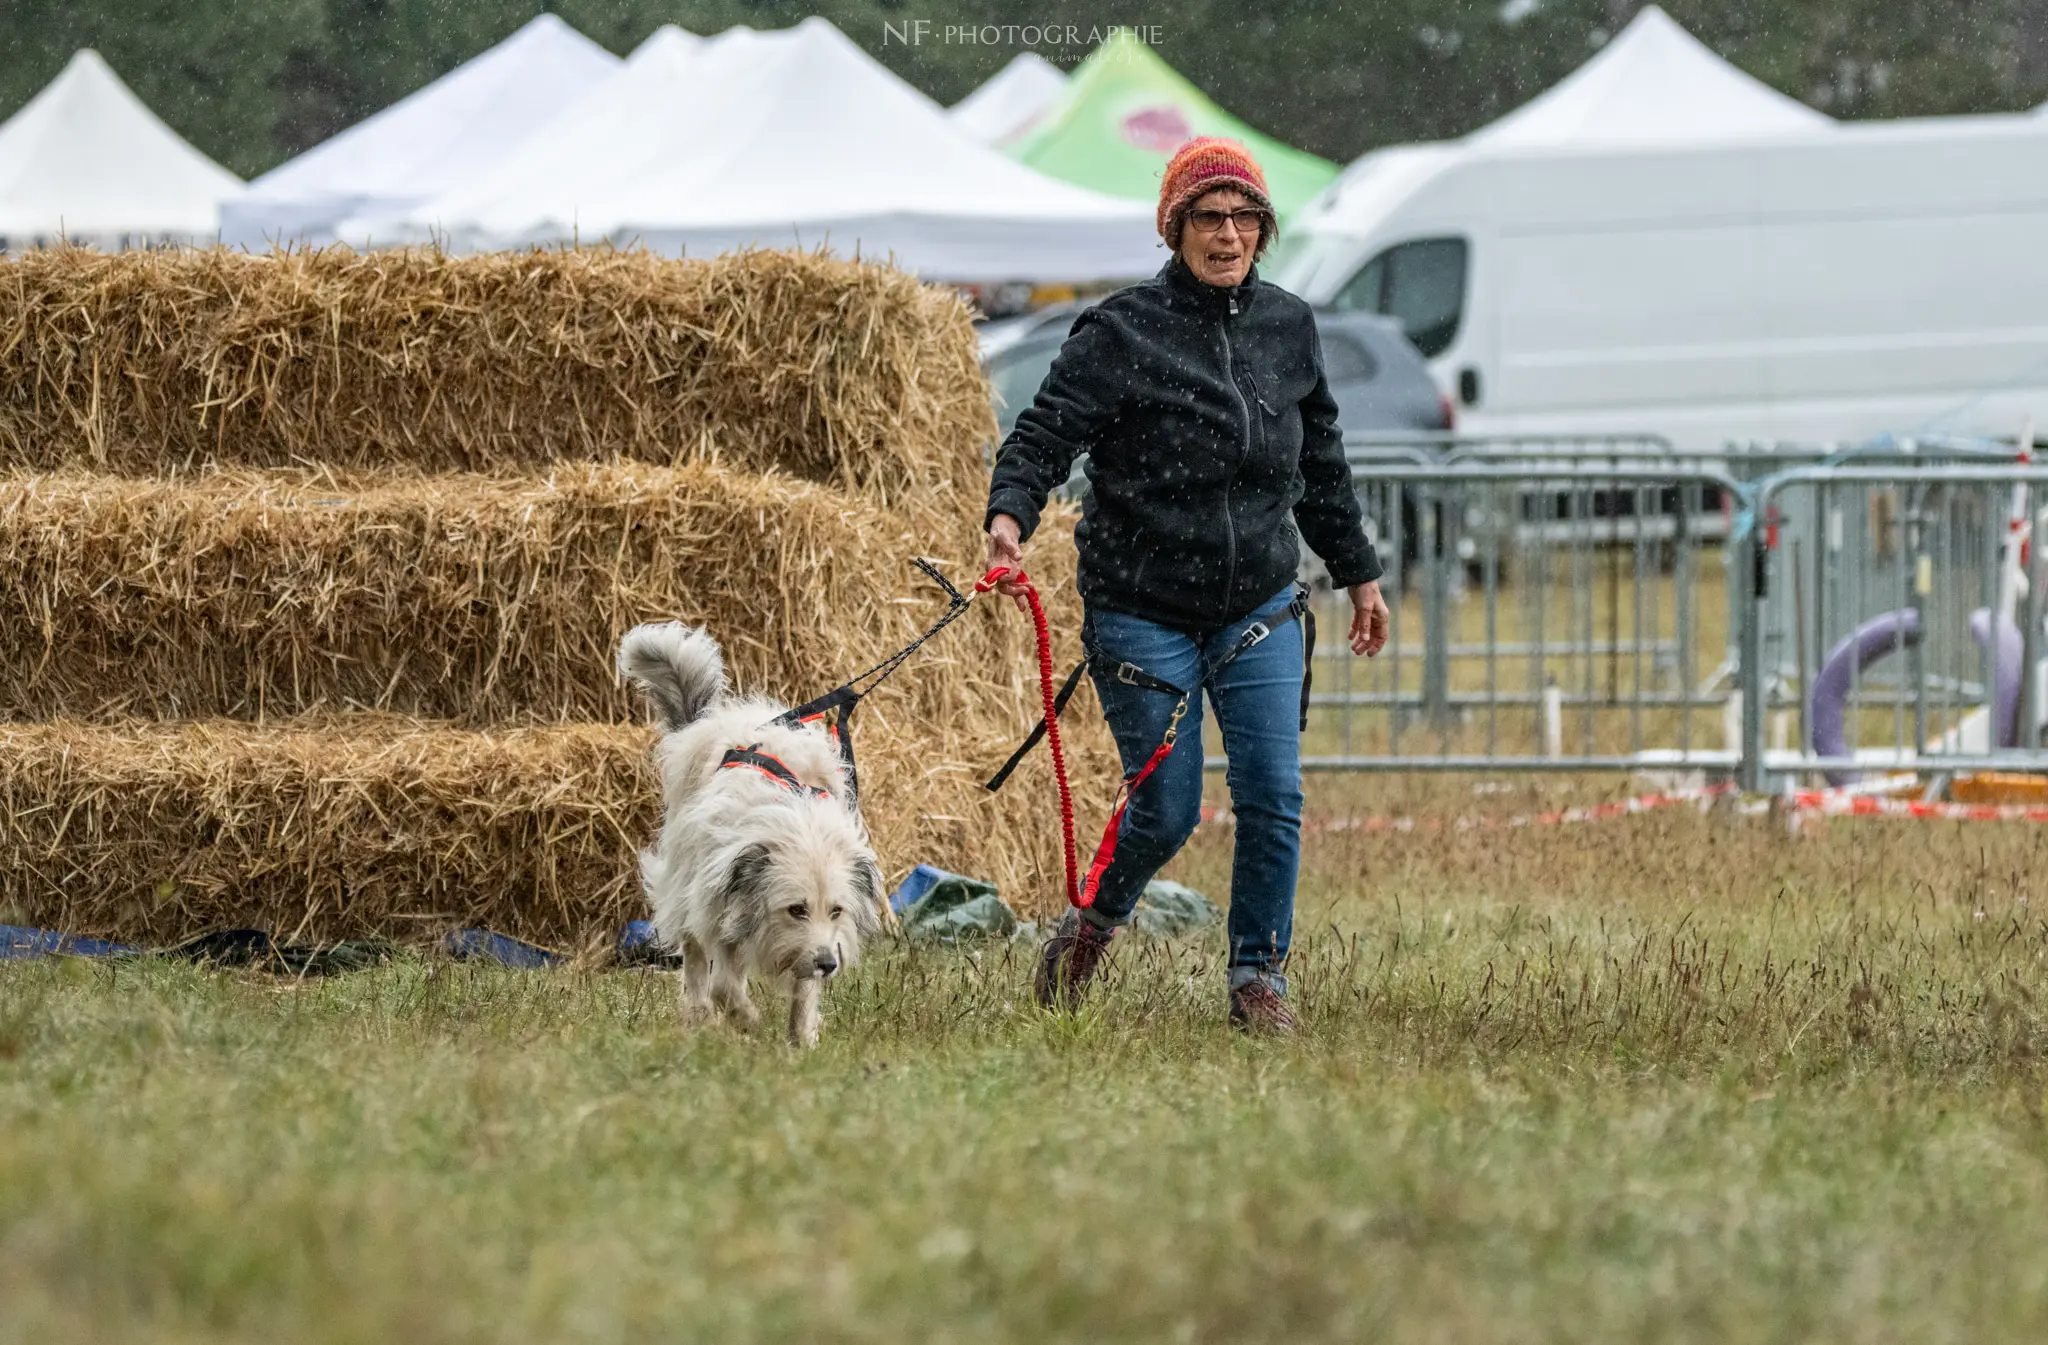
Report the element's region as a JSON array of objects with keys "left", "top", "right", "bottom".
[{"left": 1157, "top": 137, "right": 1275, "bottom": 254}]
